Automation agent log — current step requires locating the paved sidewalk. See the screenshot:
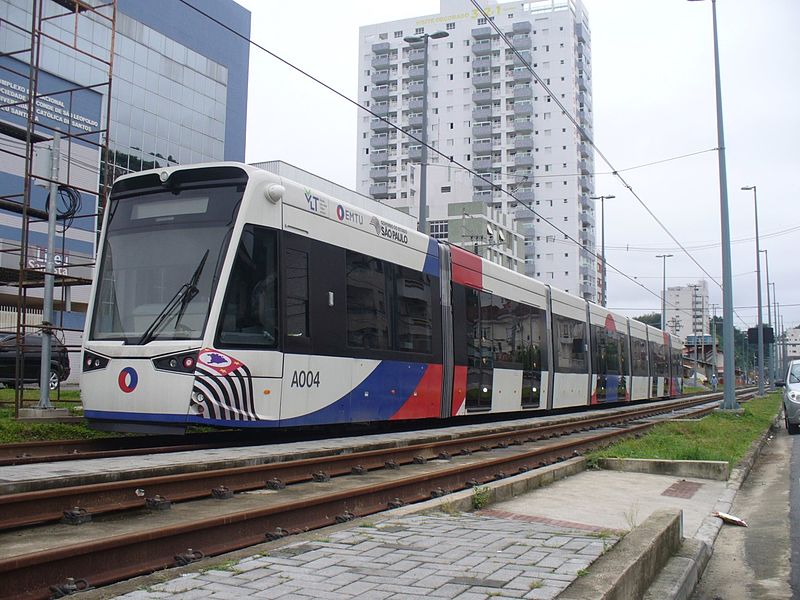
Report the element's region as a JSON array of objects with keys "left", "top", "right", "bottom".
[{"left": 111, "top": 513, "right": 617, "bottom": 600}]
